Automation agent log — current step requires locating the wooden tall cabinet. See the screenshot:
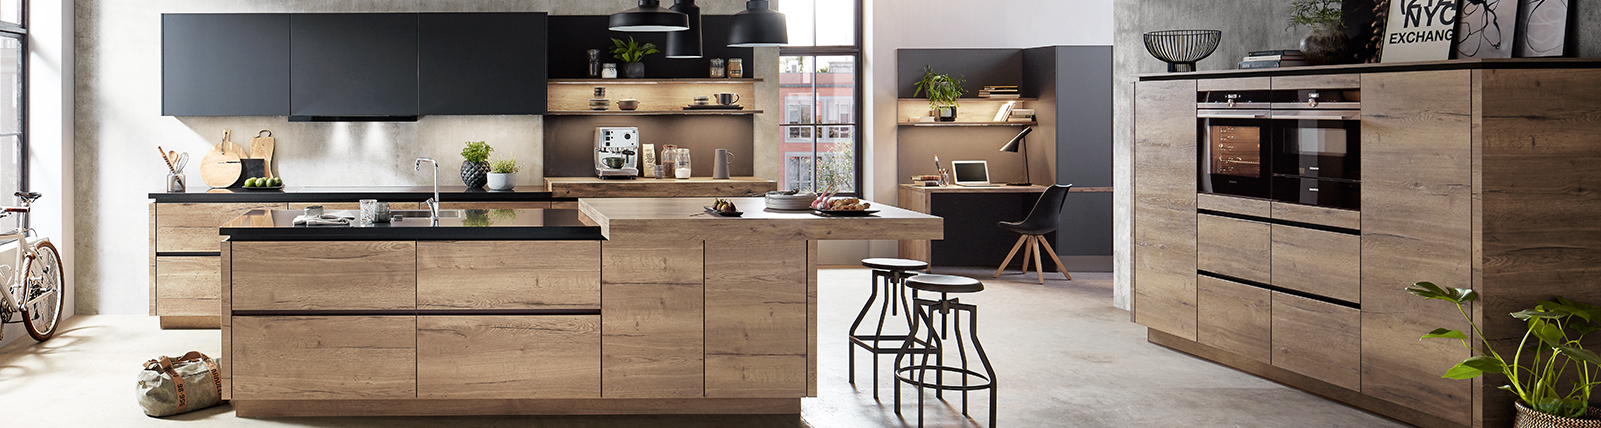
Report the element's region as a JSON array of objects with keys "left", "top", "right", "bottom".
[{"left": 1132, "top": 61, "right": 1601, "bottom": 428}]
